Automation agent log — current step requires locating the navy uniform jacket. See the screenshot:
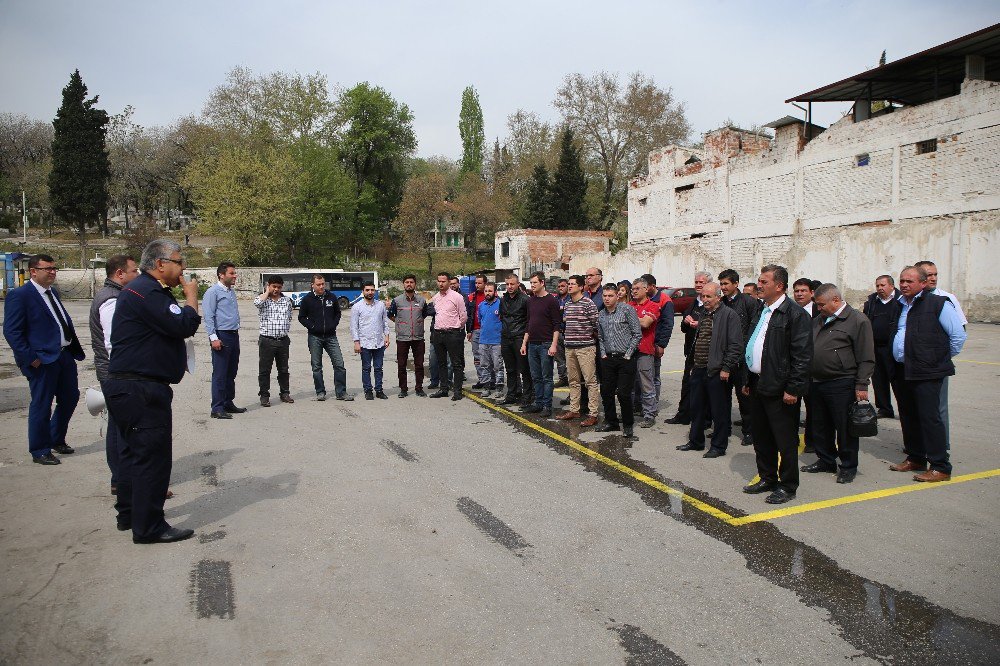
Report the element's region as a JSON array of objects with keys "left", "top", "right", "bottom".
[{"left": 109, "top": 272, "right": 202, "bottom": 384}]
